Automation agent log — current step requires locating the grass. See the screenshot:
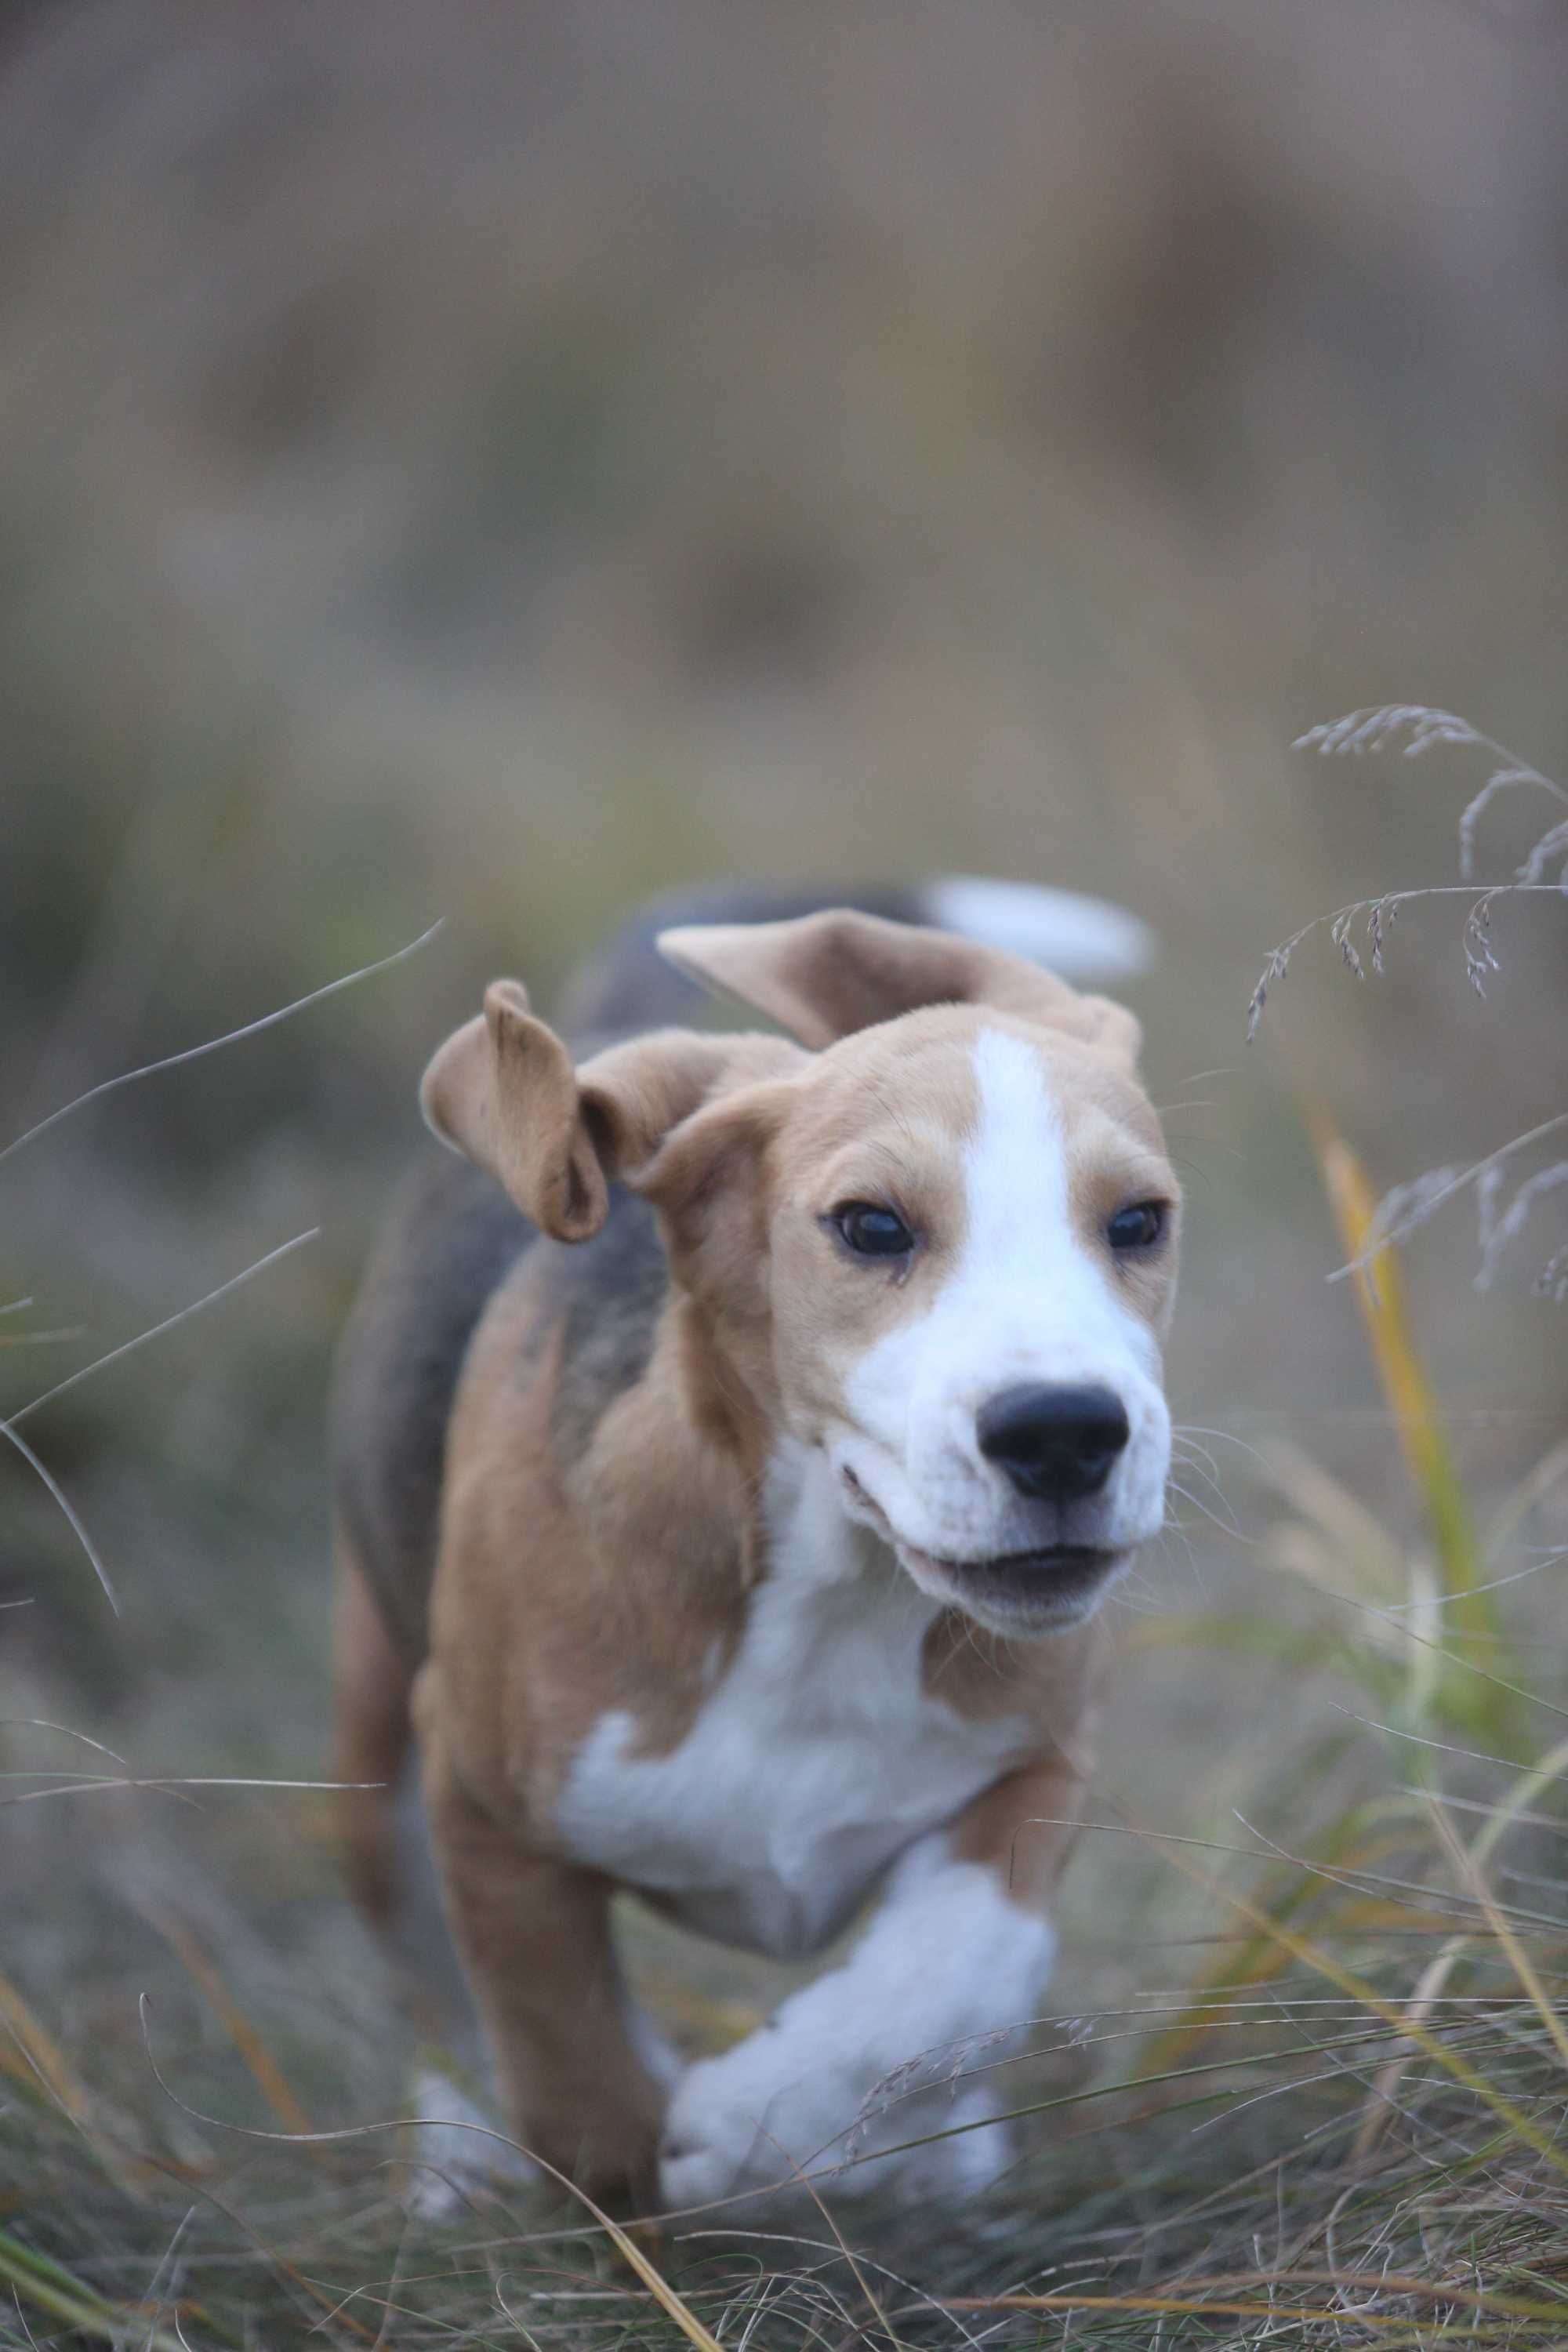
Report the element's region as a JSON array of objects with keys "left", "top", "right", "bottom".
[
  {"left": 2, "top": 1105, "right": 1565, "bottom": 2349},
  {"left": 2, "top": 1767, "right": 1566, "bottom": 2347}
]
